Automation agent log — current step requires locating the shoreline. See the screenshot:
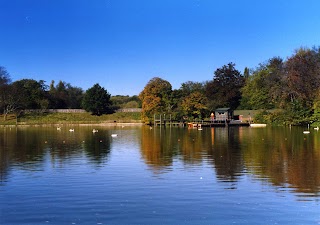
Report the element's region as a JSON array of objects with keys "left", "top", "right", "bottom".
[{"left": 0, "top": 122, "right": 145, "bottom": 127}]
